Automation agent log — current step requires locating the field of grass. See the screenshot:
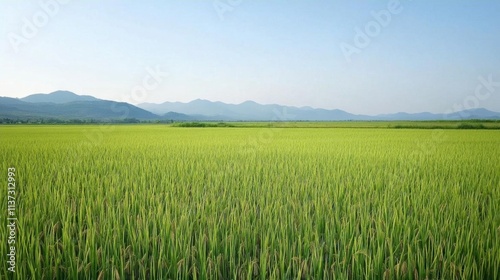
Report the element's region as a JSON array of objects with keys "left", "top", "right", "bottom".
[{"left": 1, "top": 125, "right": 499, "bottom": 279}]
